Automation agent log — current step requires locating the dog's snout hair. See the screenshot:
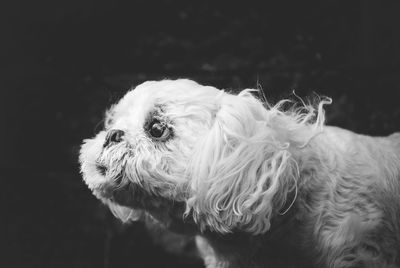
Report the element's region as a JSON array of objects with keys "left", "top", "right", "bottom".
[
  {"left": 104, "top": 129, "right": 125, "bottom": 147},
  {"left": 79, "top": 79, "right": 400, "bottom": 268}
]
